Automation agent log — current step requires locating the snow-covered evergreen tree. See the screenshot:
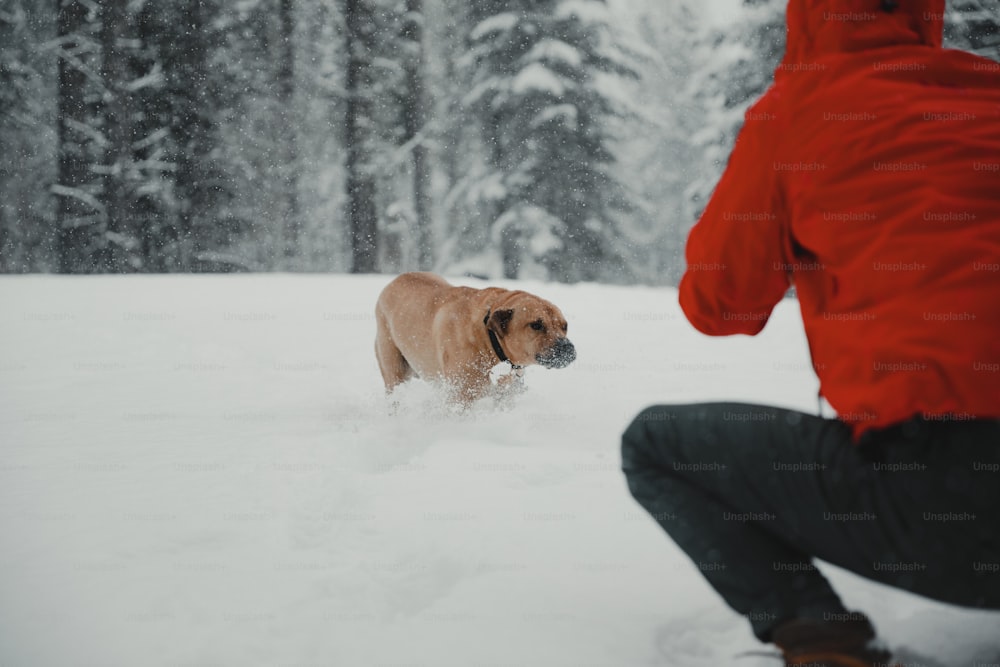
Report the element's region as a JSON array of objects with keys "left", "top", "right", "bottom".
[
  {"left": 52, "top": 0, "right": 227, "bottom": 273},
  {"left": 616, "top": 0, "right": 704, "bottom": 285},
  {"left": 0, "top": 0, "right": 56, "bottom": 272},
  {"left": 364, "top": 0, "right": 436, "bottom": 273},
  {"left": 425, "top": 0, "right": 489, "bottom": 275},
  {"left": 54, "top": 0, "right": 105, "bottom": 273},
  {"left": 97, "top": 0, "right": 145, "bottom": 272},
  {"left": 944, "top": 0, "right": 1000, "bottom": 61},
  {"left": 294, "top": 0, "right": 350, "bottom": 271},
  {"left": 683, "top": 0, "right": 784, "bottom": 226},
  {"left": 459, "top": 0, "right": 640, "bottom": 282},
  {"left": 137, "top": 0, "right": 237, "bottom": 272}
]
